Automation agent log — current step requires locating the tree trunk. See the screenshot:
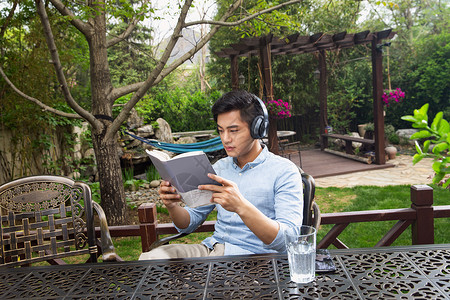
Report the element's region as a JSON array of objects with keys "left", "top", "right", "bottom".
[
  {"left": 92, "top": 129, "right": 127, "bottom": 225},
  {"left": 268, "top": 116, "right": 278, "bottom": 154}
]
